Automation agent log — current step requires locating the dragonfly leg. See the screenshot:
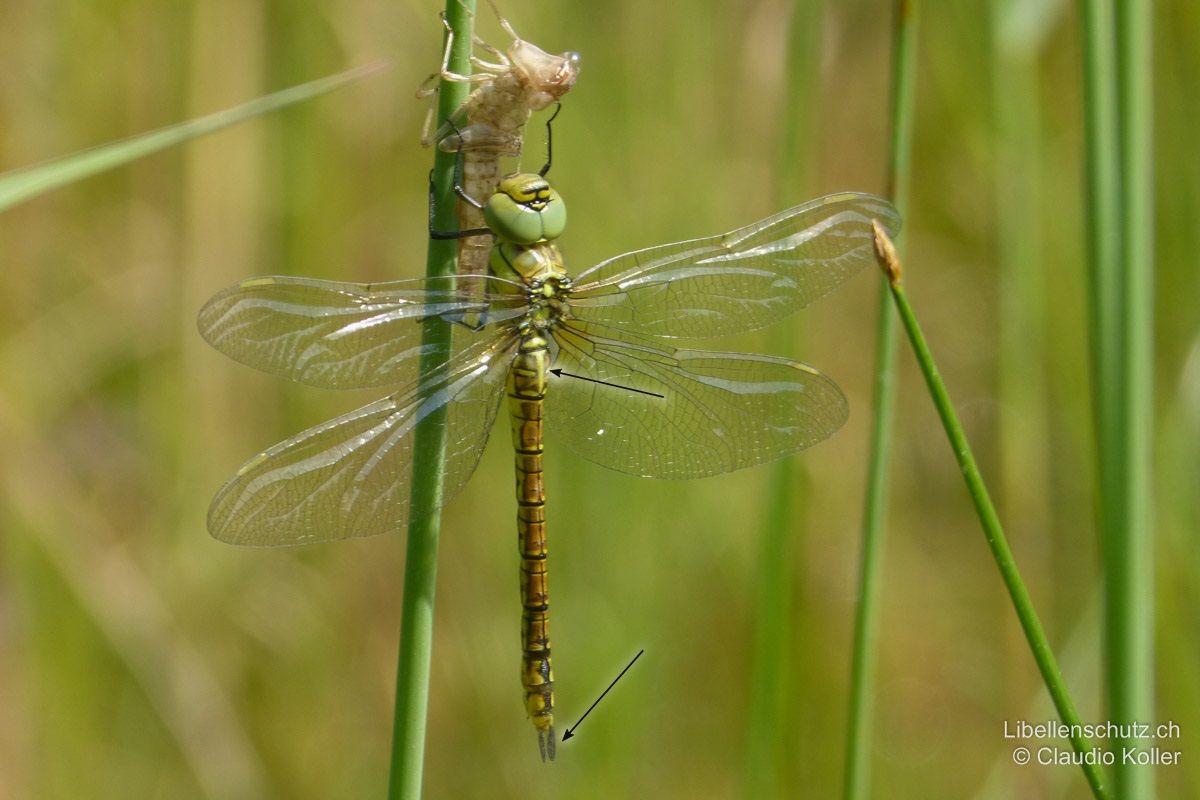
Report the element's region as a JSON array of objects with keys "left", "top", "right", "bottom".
[
  {"left": 537, "top": 103, "right": 562, "bottom": 178},
  {"left": 470, "top": 52, "right": 510, "bottom": 73},
  {"left": 472, "top": 38, "right": 508, "bottom": 67},
  {"left": 430, "top": 0, "right": 510, "bottom": 78},
  {"left": 415, "top": 12, "right": 455, "bottom": 102},
  {"left": 428, "top": 202, "right": 492, "bottom": 246},
  {"left": 418, "top": 102, "right": 437, "bottom": 147},
  {"left": 446, "top": 313, "right": 490, "bottom": 333},
  {"left": 444, "top": 119, "right": 488, "bottom": 206},
  {"left": 486, "top": 0, "right": 522, "bottom": 45},
  {"left": 428, "top": 119, "right": 493, "bottom": 240},
  {"left": 416, "top": 6, "right": 501, "bottom": 103},
  {"left": 428, "top": 168, "right": 490, "bottom": 240}
]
